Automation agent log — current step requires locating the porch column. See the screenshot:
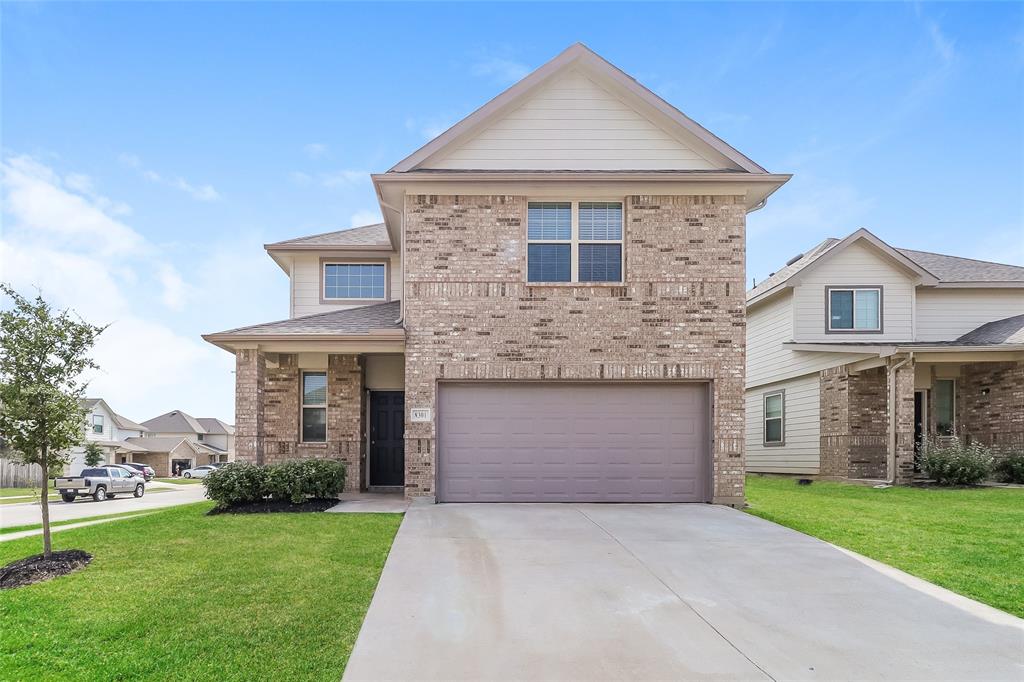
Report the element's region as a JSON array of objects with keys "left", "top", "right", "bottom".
[
  {"left": 327, "top": 354, "right": 364, "bottom": 492},
  {"left": 888, "top": 356, "right": 916, "bottom": 484},
  {"left": 235, "top": 348, "right": 266, "bottom": 465}
]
